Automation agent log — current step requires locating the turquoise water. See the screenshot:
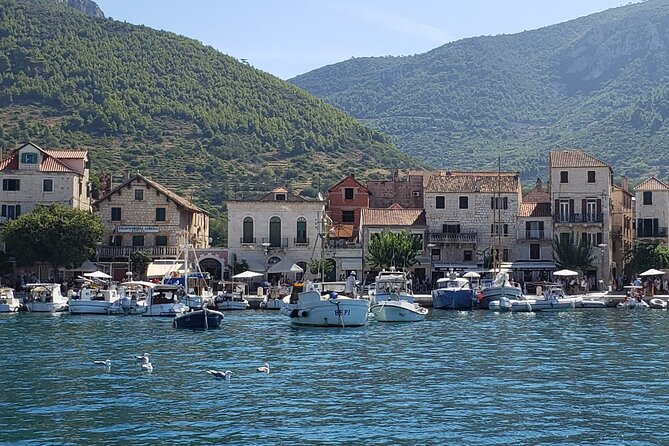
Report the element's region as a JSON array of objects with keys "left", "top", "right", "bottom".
[{"left": 2, "top": 309, "right": 669, "bottom": 445}]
